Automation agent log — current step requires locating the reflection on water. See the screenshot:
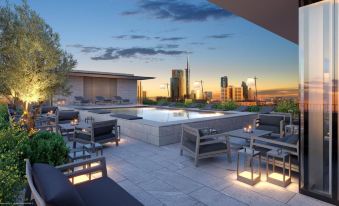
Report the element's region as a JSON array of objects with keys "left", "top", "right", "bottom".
[{"left": 110, "top": 107, "right": 223, "bottom": 122}]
